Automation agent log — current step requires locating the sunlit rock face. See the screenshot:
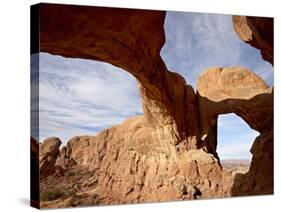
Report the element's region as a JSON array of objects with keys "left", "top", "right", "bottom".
[
  {"left": 36, "top": 4, "right": 273, "bottom": 207},
  {"left": 39, "top": 137, "right": 62, "bottom": 180}
]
